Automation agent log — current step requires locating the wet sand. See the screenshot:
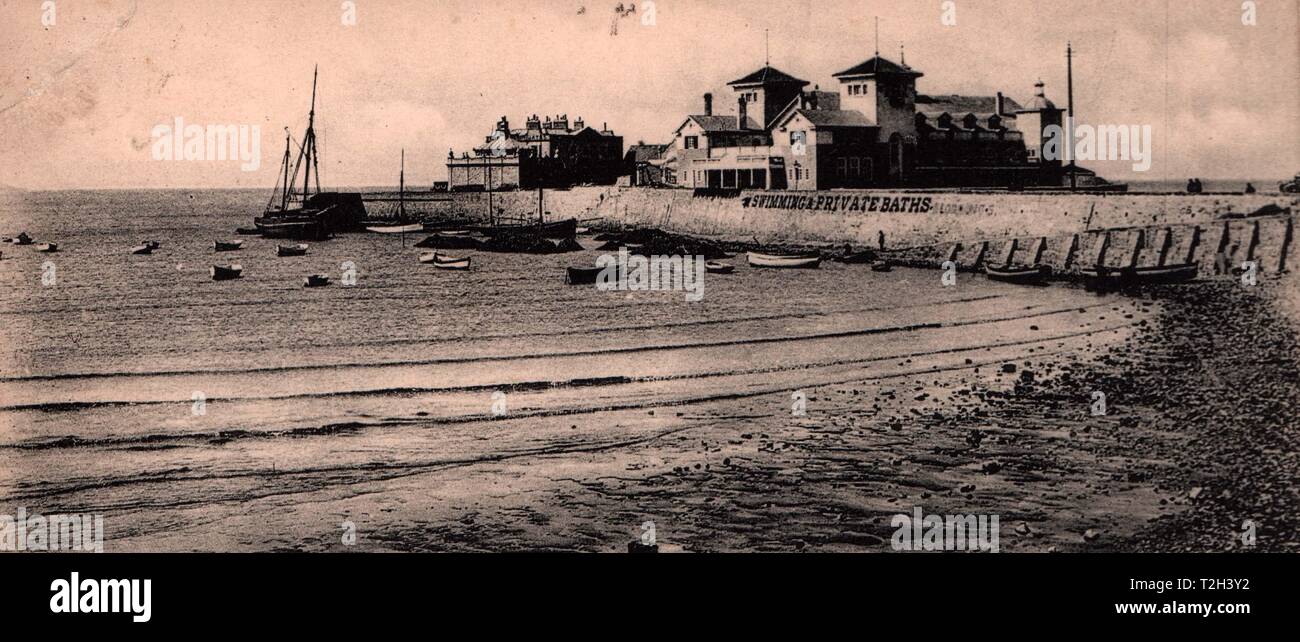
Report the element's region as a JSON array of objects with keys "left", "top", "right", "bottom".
[{"left": 76, "top": 277, "right": 1289, "bottom": 553}]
